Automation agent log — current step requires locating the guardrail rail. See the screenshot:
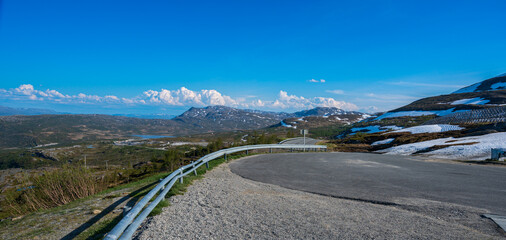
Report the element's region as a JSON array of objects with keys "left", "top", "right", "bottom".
[{"left": 105, "top": 143, "right": 327, "bottom": 240}]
